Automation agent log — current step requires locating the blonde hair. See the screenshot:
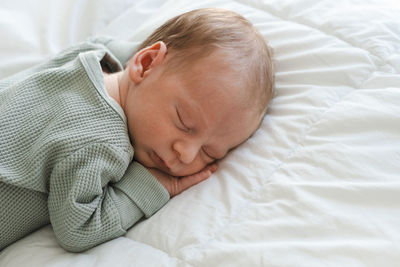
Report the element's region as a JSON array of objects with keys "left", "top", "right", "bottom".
[{"left": 137, "top": 8, "right": 274, "bottom": 117}]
